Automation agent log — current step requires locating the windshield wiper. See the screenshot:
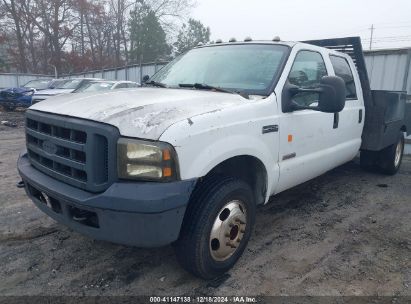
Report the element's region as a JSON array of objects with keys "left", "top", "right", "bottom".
[
  {"left": 144, "top": 80, "right": 168, "bottom": 88},
  {"left": 179, "top": 83, "right": 249, "bottom": 99}
]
